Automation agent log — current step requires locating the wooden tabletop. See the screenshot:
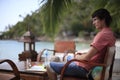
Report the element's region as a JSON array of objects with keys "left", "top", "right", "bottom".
[{"left": 0, "top": 61, "right": 47, "bottom": 76}]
